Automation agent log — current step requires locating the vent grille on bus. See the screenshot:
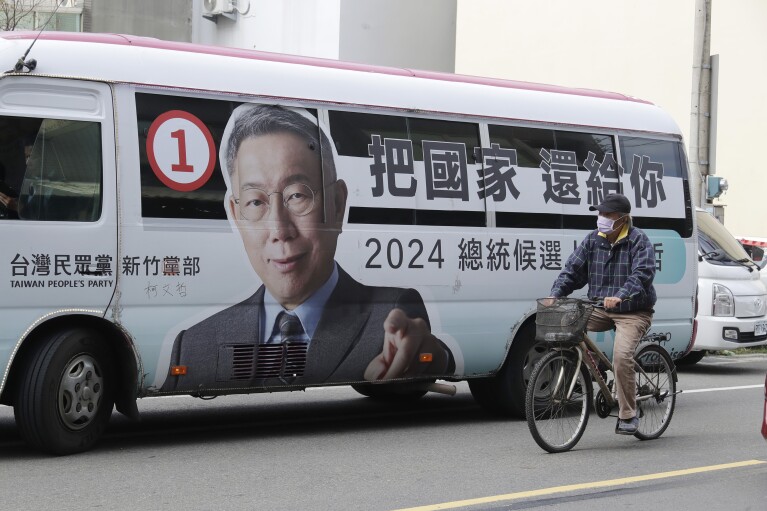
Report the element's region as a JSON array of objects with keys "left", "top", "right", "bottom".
[
  {"left": 253, "top": 342, "right": 309, "bottom": 379},
  {"left": 283, "top": 342, "right": 308, "bottom": 376},
  {"left": 231, "top": 345, "right": 255, "bottom": 380}
]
